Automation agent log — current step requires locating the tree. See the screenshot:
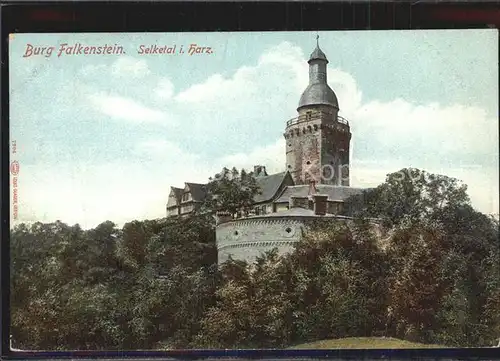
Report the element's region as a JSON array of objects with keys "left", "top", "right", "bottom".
[
  {"left": 290, "top": 220, "right": 390, "bottom": 343},
  {"left": 434, "top": 212, "right": 500, "bottom": 346},
  {"left": 343, "top": 168, "right": 470, "bottom": 227},
  {"left": 154, "top": 213, "right": 217, "bottom": 273},
  {"left": 10, "top": 221, "right": 125, "bottom": 350},
  {"left": 194, "top": 259, "right": 254, "bottom": 348},
  {"left": 201, "top": 167, "right": 261, "bottom": 216},
  {"left": 386, "top": 220, "right": 449, "bottom": 342},
  {"left": 10, "top": 217, "right": 218, "bottom": 351}
]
